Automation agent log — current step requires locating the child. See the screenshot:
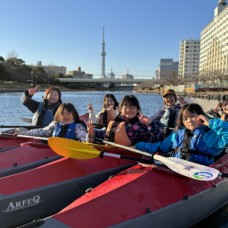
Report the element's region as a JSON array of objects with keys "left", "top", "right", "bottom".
[
  {"left": 135, "top": 103, "right": 228, "bottom": 165},
  {"left": 16, "top": 103, "right": 87, "bottom": 142},
  {"left": 22, "top": 86, "right": 62, "bottom": 127},
  {"left": 87, "top": 95, "right": 164, "bottom": 146},
  {"left": 207, "top": 95, "right": 228, "bottom": 121},
  {"left": 88, "top": 94, "right": 119, "bottom": 125},
  {"left": 139, "top": 89, "right": 186, "bottom": 137}
]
